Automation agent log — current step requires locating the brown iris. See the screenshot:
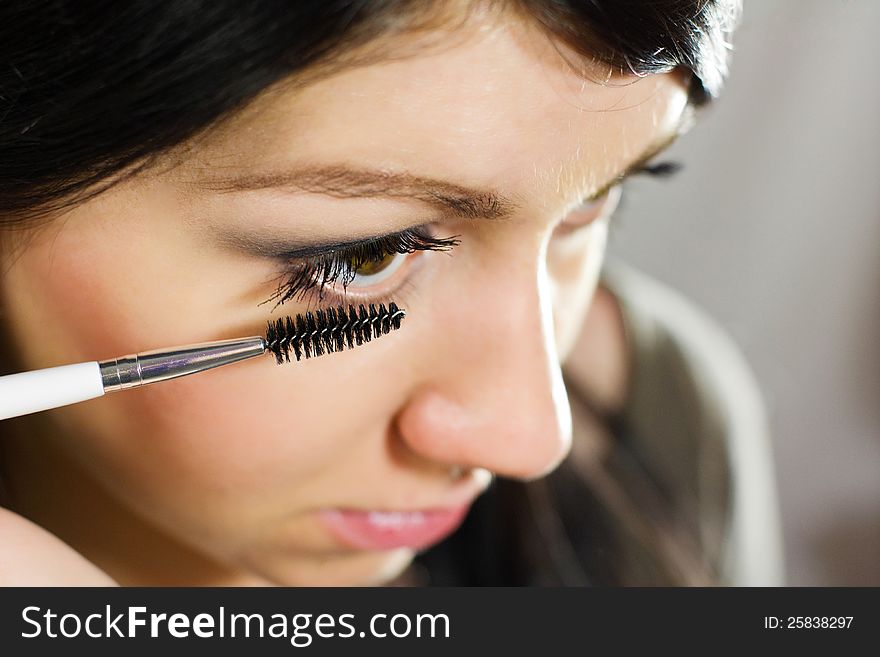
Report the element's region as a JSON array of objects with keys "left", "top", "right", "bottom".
[{"left": 349, "top": 252, "right": 396, "bottom": 277}]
